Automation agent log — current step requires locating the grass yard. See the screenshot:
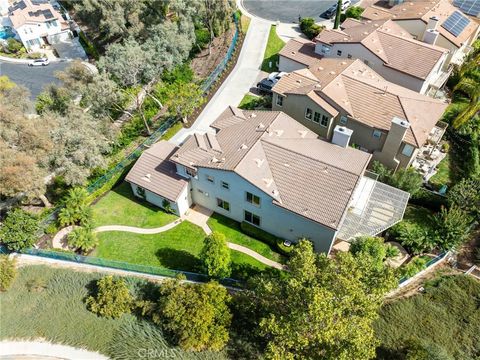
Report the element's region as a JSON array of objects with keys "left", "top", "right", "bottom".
[
  {"left": 402, "top": 205, "right": 435, "bottom": 229},
  {"left": 208, "top": 213, "right": 285, "bottom": 264},
  {"left": 91, "top": 182, "right": 177, "bottom": 228},
  {"left": 241, "top": 15, "right": 251, "bottom": 34},
  {"left": 161, "top": 121, "right": 183, "bottom": 141},
  {"left": 375, "top": 275, "right": 480, "bottom": 359},
  {"left": 238, "top": 93, "right": 271, "bottom": 110},
  {"left": 261, "top": 25, "right": 285, "bottom": 72},
  {"left": 92, "top": 220, "right": 268, "bottom": 279},
  {"left": 0, "top": 265, "right": 226, "bottom": 359}
]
